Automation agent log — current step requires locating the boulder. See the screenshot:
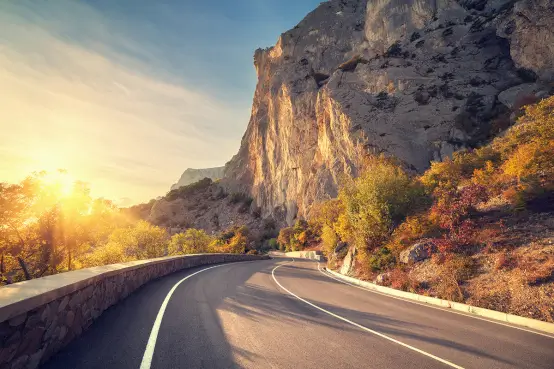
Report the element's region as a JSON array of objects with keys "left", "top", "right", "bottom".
[
  {"left": 340, "top": 247, "right": 357, "bottom": 276},
  {"left": 400, "top": 240, "right": 438, "bottom": 264},
  {"left": 498, "top": 83, "right": 541, "bottom": 109},
  {"left": 334, "top": 241, "right": 348, "bottom": 254},
  {"left": 374, "top": 272, "right": 390, "bottom": 285}
]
